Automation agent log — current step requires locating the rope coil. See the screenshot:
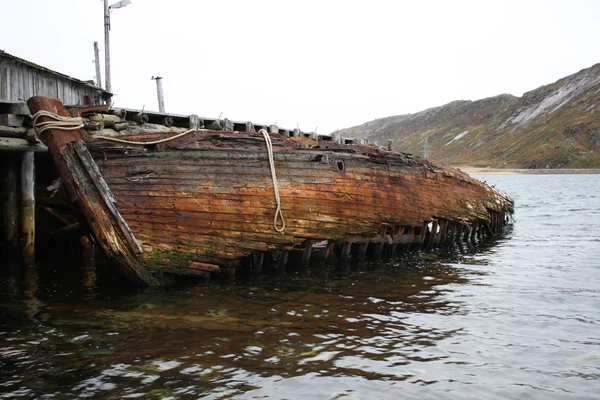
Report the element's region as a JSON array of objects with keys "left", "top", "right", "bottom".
[
  {"left": 32, "top": 110, "right": 201, "bottom": 146},
  {"left": 32, "top": 110, "right": 84, "bottom": 135},
  {"left": 259, "top": 129, "right": 285, "bottom": 232}
]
